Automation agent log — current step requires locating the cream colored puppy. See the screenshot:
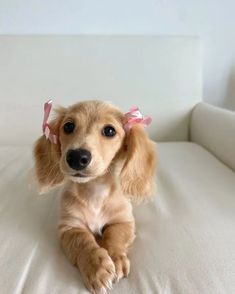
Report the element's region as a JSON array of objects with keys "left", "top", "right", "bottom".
[{"left": 34, "top": 100, "right": 156, "bottom": 294}]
